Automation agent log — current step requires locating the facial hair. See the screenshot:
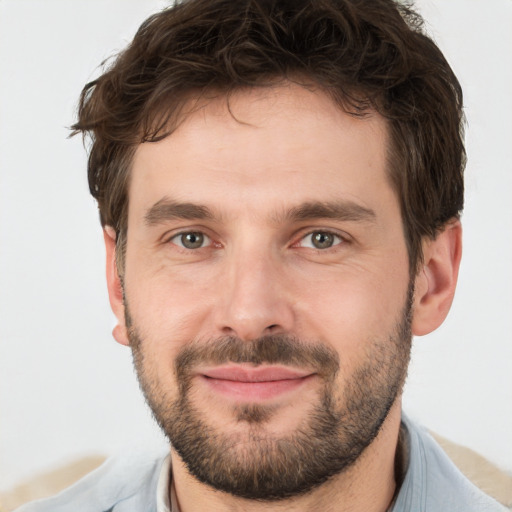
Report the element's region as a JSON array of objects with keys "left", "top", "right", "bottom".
[{"left": 127, "top": 284, "right": 413, "bottom": 501}]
